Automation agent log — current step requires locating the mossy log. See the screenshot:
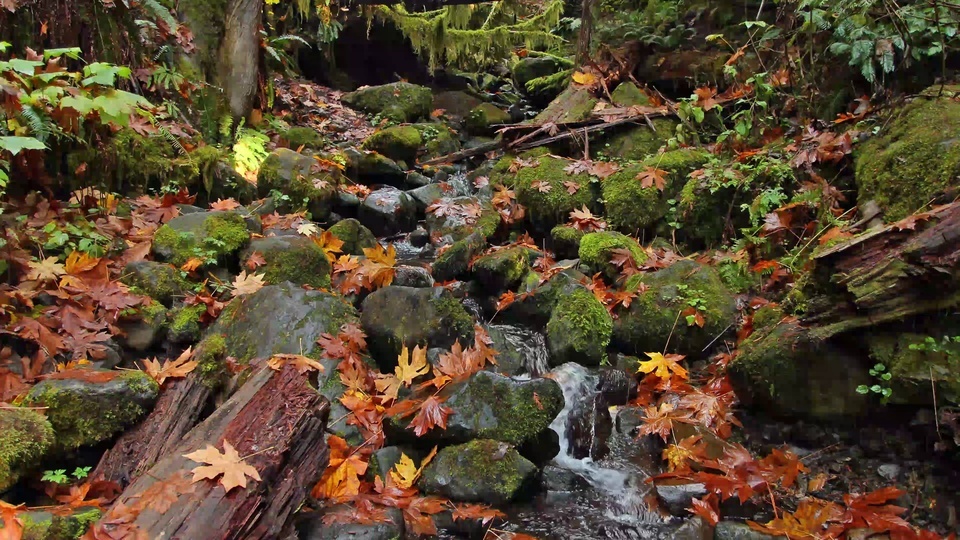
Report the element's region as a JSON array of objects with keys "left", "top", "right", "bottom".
[
  {"left": 96, "top": 365, "right": 330, "bottom": 539},
  {"left": 802, "top": 201, "right": 960, "bottom": 337},
  {"left": 89, "top": 373, "right": 213, "bottom": 488}
]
